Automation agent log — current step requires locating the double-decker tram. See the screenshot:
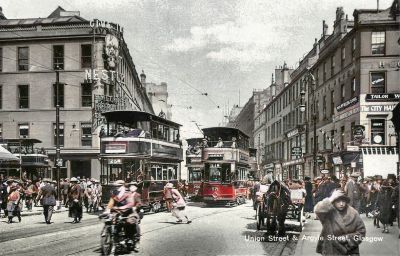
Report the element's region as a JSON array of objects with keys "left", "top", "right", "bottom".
[
  {"left": 185, "top": 138, "right": 204, "bottom": 199},
  {"left": 99, "top": 110, "right": 183, "bottom": 212},
  {"left": 201, "top": 127, "right": 250, "bottom": 206}
]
